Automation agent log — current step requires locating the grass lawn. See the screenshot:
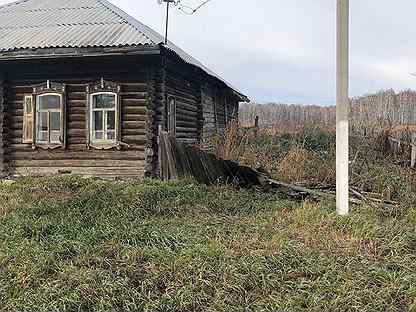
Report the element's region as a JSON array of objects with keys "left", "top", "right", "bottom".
[{"left": 1, "top": 176, "right": 416, "bottom": 311}]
